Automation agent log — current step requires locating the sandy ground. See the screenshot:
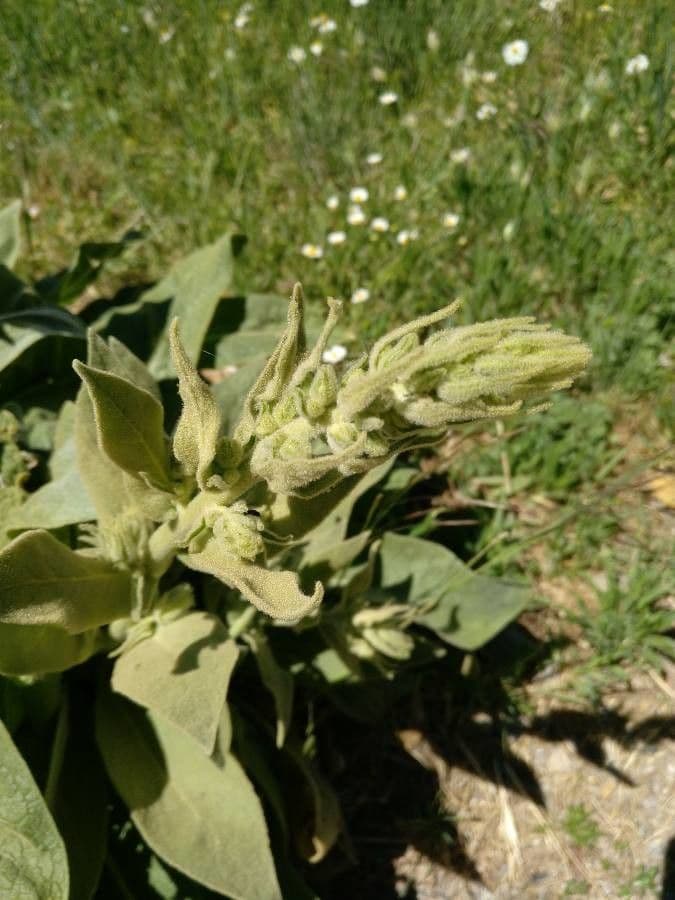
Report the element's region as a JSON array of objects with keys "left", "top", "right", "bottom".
[{"left": 394, "top": 672, "right": 675, "bottom": 899}]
